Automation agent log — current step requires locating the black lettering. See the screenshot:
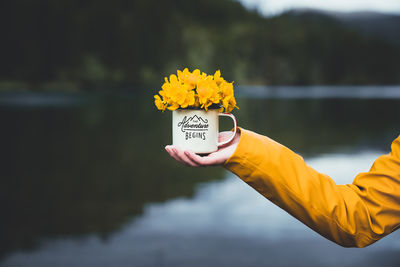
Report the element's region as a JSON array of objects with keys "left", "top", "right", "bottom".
[{"left": 177, "top": 115, "right": 209, "bottom": 133}]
